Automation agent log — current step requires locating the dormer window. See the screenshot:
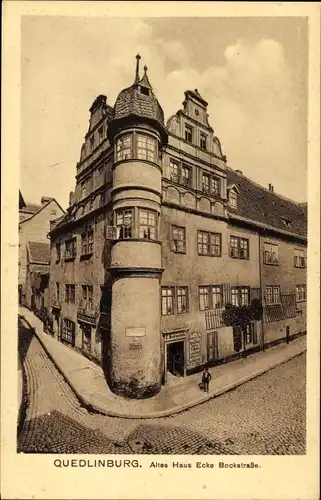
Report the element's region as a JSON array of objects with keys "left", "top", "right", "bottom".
[
  {"left": 229, "top": 189, "right": 237, "bottom": 208},
  {"left": 200, "top": 133, "right": 207, "bottom": 151},
  {"left": 140, "top": 86, "right": 150, "bottom": 96},
  {"left": 185, "top": 125, "right": 193, "bottom": 143}
]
